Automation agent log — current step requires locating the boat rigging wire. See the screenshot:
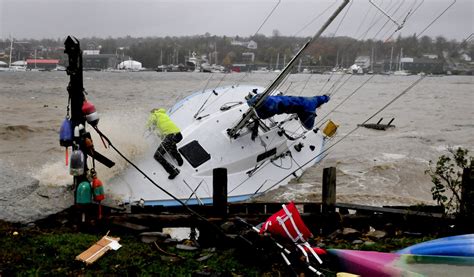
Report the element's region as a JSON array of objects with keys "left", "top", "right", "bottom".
[
  {"left": 253, "top": 0, "right": 281, "bottom": 37},
  {"left": 193, "top": 74, "right": 214, "bottom": 118},
  {"left": 372, "top": 0, "right": 414, "bottom": 39},
  {"left": 260, "top": 76, "right": 426, "bottom": 194},
  {"left": 317, "top": 75, "right": 376, "bottom": 127},
  {"left": 369, "top": 0, "right": 406, "bottom": 31},
  {"left": 366, "top": 0, "right": 404, "bottom": 40},
  {"left": 294, "top": 1, "right": 338, "bottom": 37},
  {"left": 332, "top": 0, "right": 354, "bottom": 36},
  {"left": 227, "top": 0, "right": 351, "bottom": 138},
  {"left": 416, "top": 0, "right": 456, "bottom": 38},
  {"left": 354, "top": 0, "right": 373, "bottom": 35}
]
